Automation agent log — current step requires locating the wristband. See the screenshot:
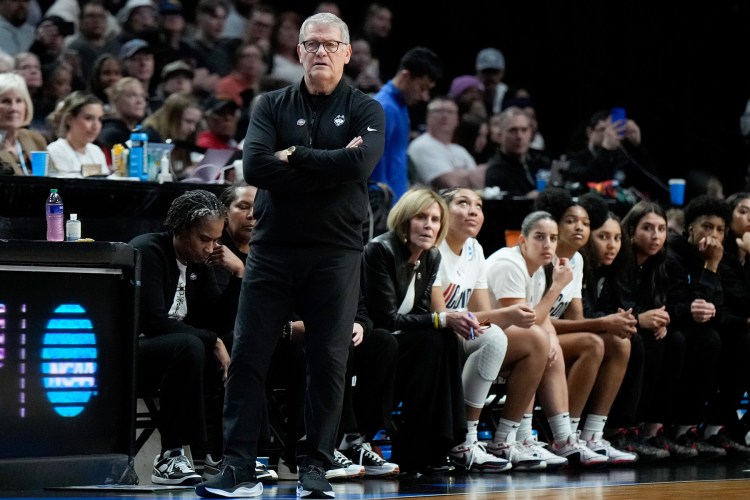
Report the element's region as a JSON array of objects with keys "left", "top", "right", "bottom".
[
  {"left": 439, "top": 312, "right": 447, "bottom": 329},
  {"left": 433, "top": 312, "right": 440, "bottom": 329}
]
